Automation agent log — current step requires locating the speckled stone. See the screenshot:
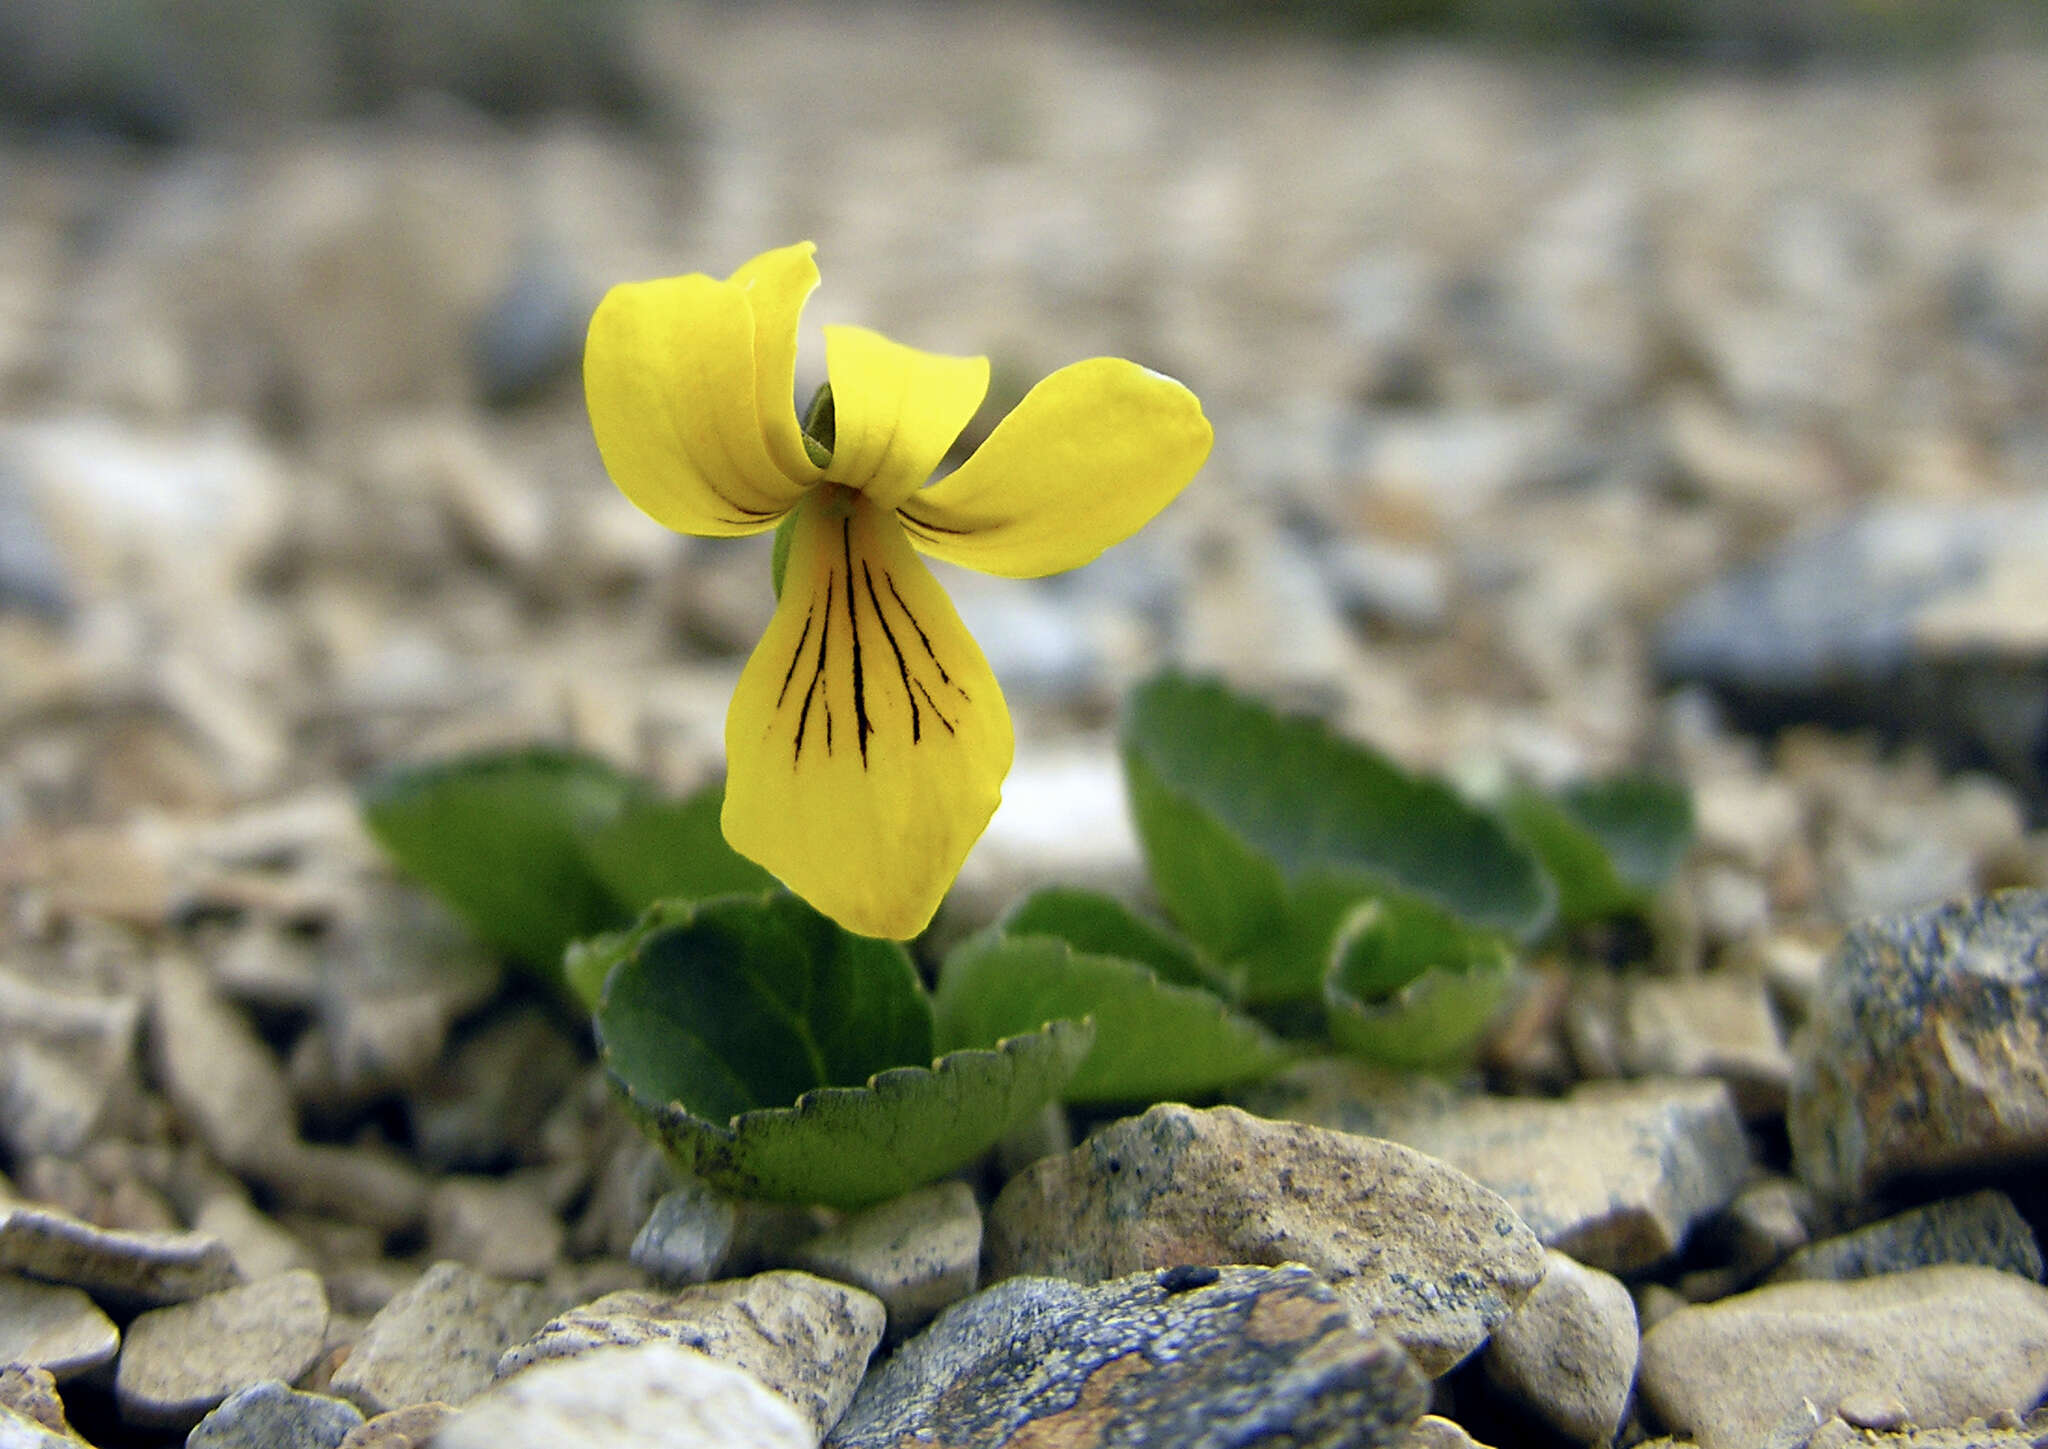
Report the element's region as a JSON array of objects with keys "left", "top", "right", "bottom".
[
  {"left": 0, "top": 1200, "right": 239, "bottom": 1308},
  {"left": 330, "top": 1261, "right": 556, "bottom": 1415},
  {"left": 1789, "top": 890, "right": 2048, "bottom": 1198},
  {"left": 334, "top": 1401, "right": 454, "bottom": 1449},
  {"left": 115, "top": 1269, "right": 331, "bottom": 1429},
  {"left": 1638, "top": 1265, "right": 2048, "bottom": 1449},
  {"left": 0, "top": 1274, "right": 119, "bottom": 1379},
  {"left": 0, "top": 1365, "right": 77, "bottom": 1439},
  {"left": 790, "top": 1180, "right": 980, "bottom": 1335},
  {"left": 1481, "top": 1250, "right": 1638, "bottom": 1447},
  {"left": 185, "top": 1380, "right": 365, "bottom": 1449},
  {"left": 498, "top": 1270, "right": 883, "bottom": 1441},
  {"left": 826, "top": 1264, "right": 1429, "bottom": 1449},
  {"left": 1770, "top": 1189, "right": 2043, "bottom": 1283}
]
